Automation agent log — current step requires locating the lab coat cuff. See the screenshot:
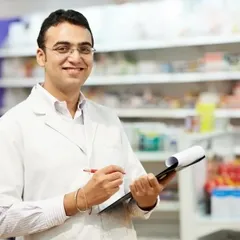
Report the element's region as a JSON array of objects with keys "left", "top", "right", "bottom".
[
  {"left": 127, "top": 196, "right": 160, "bottom": 219},
  {"left": 43, "top": 195, "right": 68, "bottom": 228}
]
